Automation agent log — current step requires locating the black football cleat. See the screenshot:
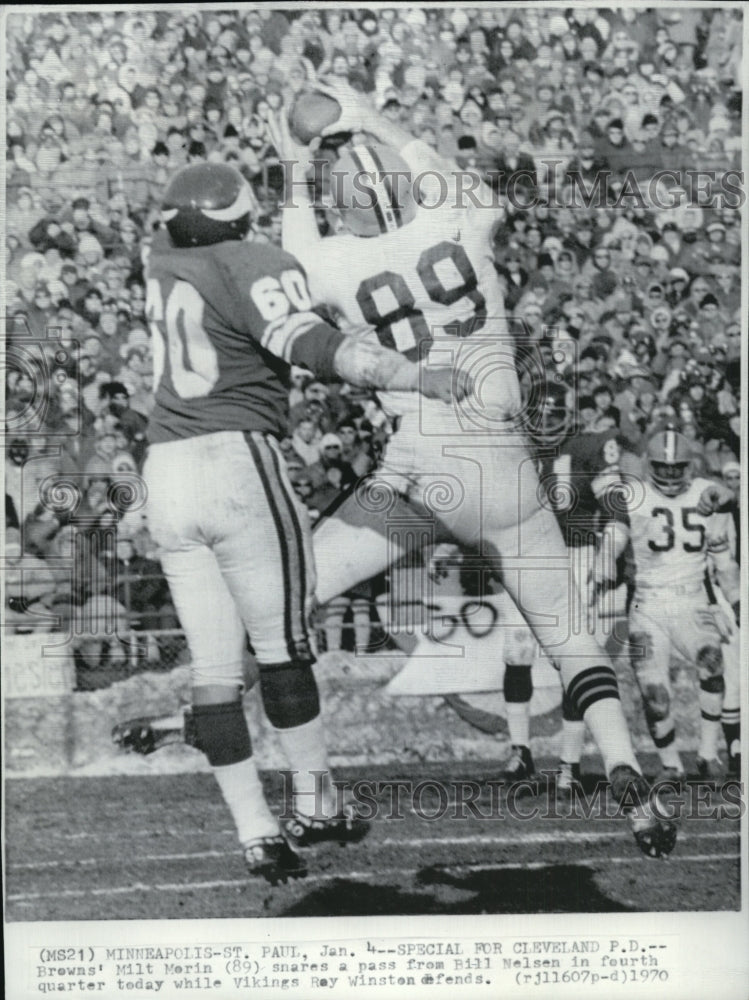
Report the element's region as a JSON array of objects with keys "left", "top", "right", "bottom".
[
  {"left": 609, "top": 764, "right": 677, "bottom": 859},
  {"left": 243, "top": 835, "right": 307, "bottom": 885},
  {"left": 502, "top": 744, "right": 536, "bottom": 782},
  {"left": 282, "top": 803, "right": 370, "bottom": 848},
  {"left": 695, "top": 756, "right": 724, "bottom": 780},
  {"left": 112, "top": 708, "right": 196, "bottom": 755}
]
